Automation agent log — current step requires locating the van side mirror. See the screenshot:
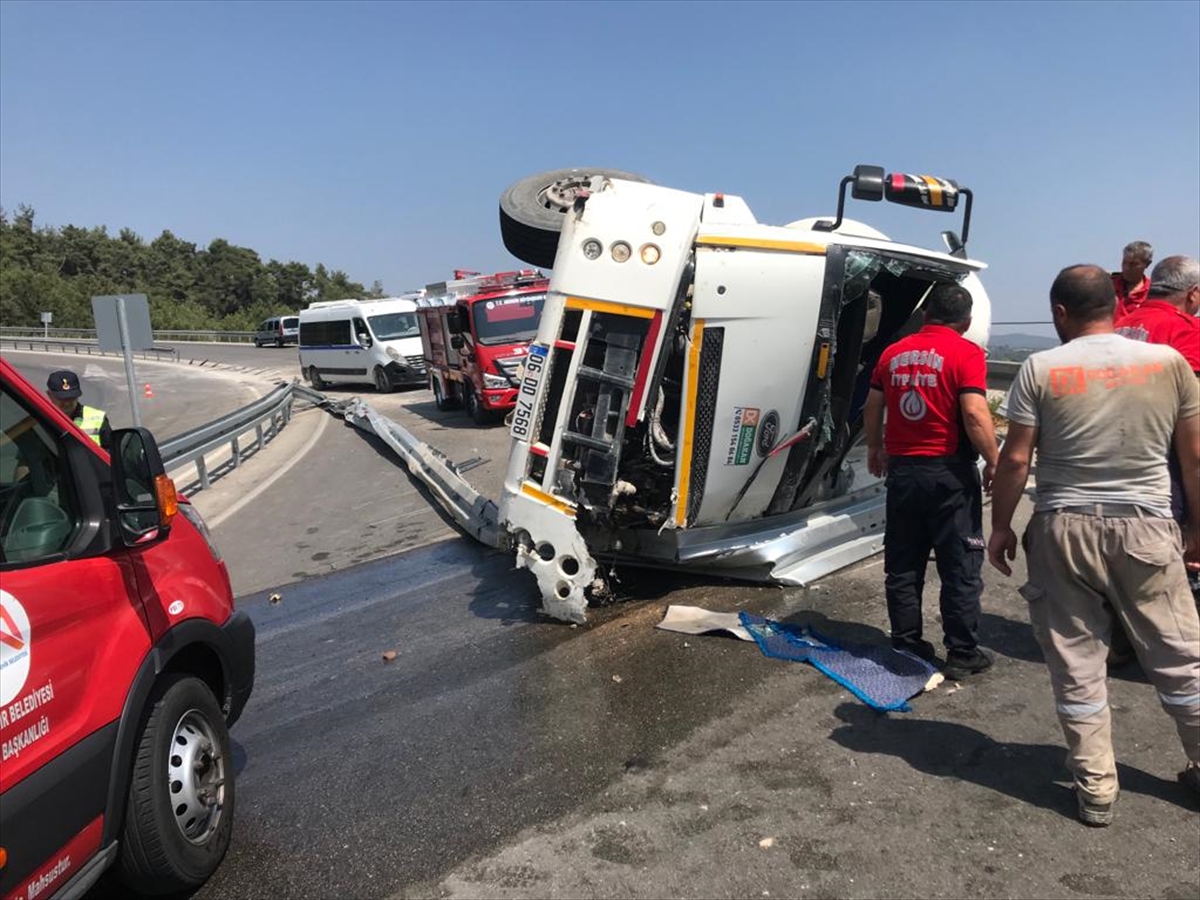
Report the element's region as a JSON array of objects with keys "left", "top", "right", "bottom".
[
  {"left": 357, "top": 332, "right": 373, "bottom": 348},
  {"left": 450, "top": 334, "right": 465, "bottom": 350},
  {"left": 111, "top": 427, "right": 177, "bottom": 545},
  {"left": 446, "top": 309, "right": 464, "bottom": 335}
]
